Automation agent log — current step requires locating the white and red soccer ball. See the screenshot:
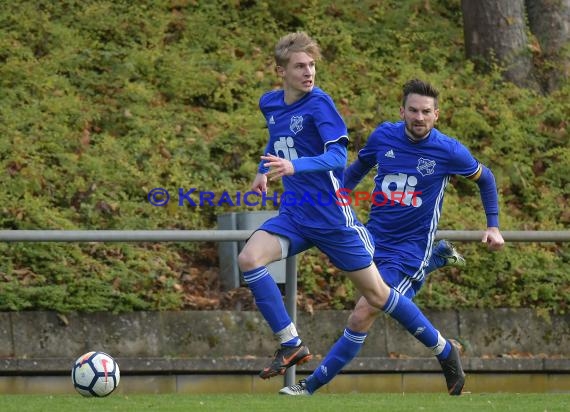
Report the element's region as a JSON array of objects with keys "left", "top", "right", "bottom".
[{"left": 71, "top": 351, "right": 120, "bottom": 397}]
